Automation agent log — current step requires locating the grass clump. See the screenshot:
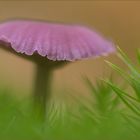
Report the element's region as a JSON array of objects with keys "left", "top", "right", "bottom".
[{"left": 0, "top": 48, "right": 140, "bottom": 140}]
